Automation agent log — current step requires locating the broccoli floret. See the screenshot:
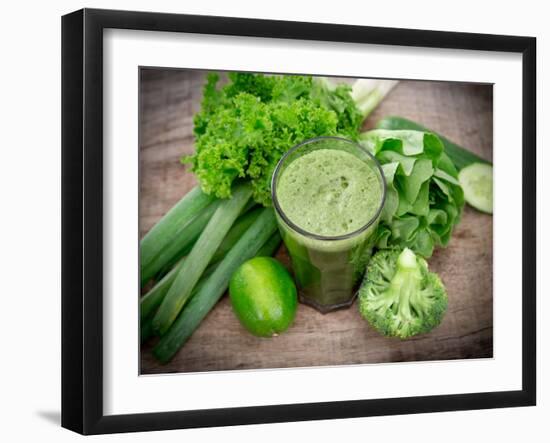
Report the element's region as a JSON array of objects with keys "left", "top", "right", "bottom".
[{"left": 358, "top": 248, "right": 448, "bottom": 338}]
